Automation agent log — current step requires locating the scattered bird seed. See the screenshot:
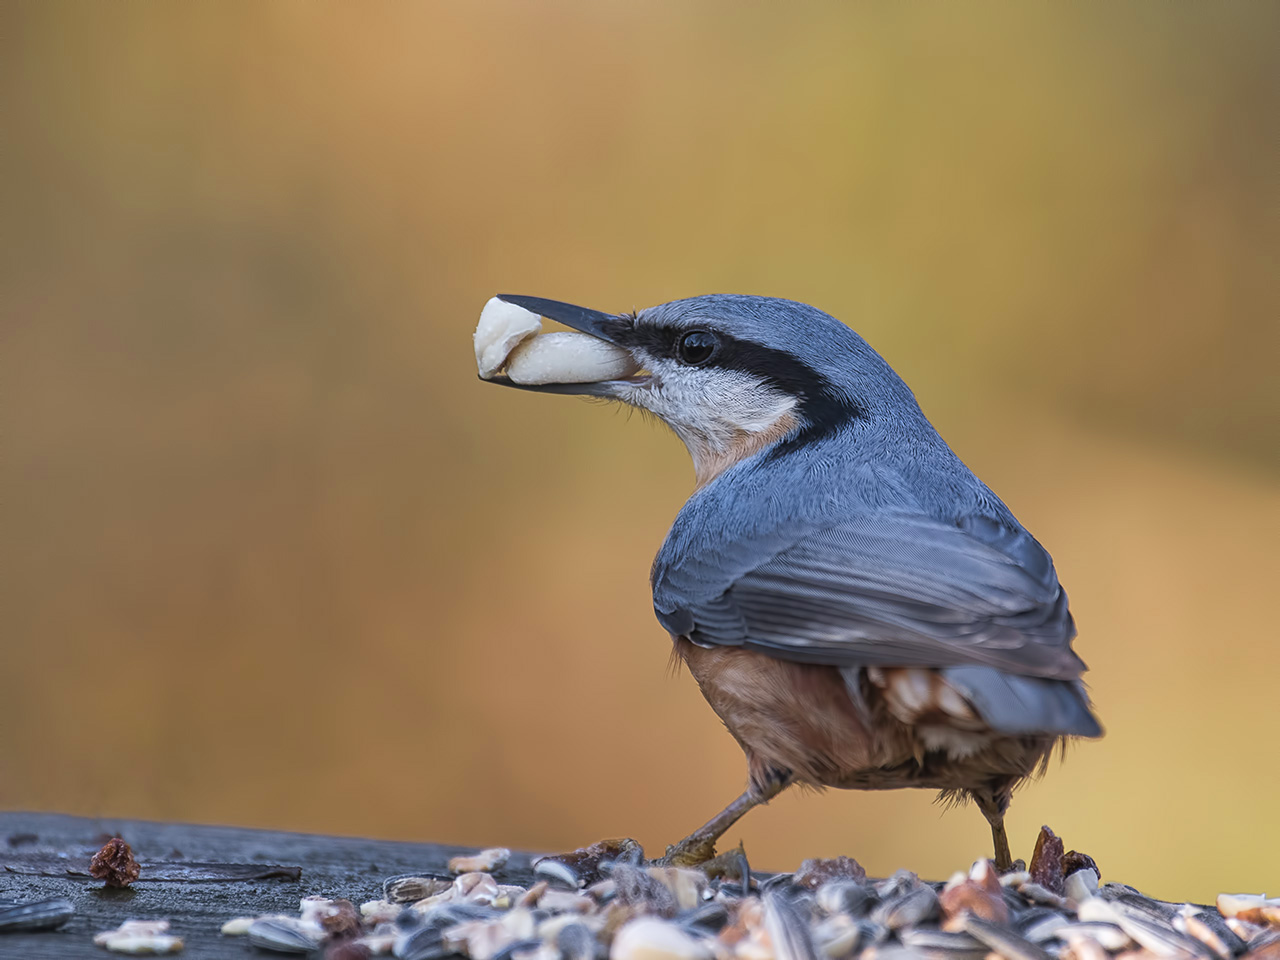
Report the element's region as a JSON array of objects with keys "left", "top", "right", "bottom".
[
  {"left": 1077, "top": 899, "right": 1211, "bottom": 959},
  {"left": 89, "top": 837, "right": 142, "bottom": 888},
  {"left": 877, "top": 872, "right": 924, "bottom": 901},
  {"left": 613, "top": 916, "right": 712, "bottom": 960},
  {"left": 860, "top": 944, "right": 924, "bottom": 960},
  {"left": 1216, "top": 895, "right": 1280, "bottom": 926},
  {"left": 558, "top": 921, "right": 601, "bottom": 960},
  {"left": 1247, "top": 930, "right": 1280, "bottom": 958},
  {"left": 1224, "top": 918, "right": 1263, "bottom": 942},
  {"left": 219, "top": 916, "right": 254, "bottom": 936},
  {"left": 859, "top": 921, "right": 892, "bottom": 948},
  {"left": 1028, "top": 828, "right": 1066, "bottom": 897},
  {"left": 1016, "top": 912, "right": 1072, "bottom": 944},
  {"left": 611, "top": 864, "right": 681, "bottom": 918},
  {"left": 1018, "top": 883, "right": 1071, "bottom": 910},
  {"left": 328, "top": 941, "right": 375, "bottom": 960},
  {"left": 1060, "top": 922, "right": 1132, "bottom": 951},
  {"left": 961, "top": 914, "right": 1055, "bottom": 960},
  {"left": 540, "top": 888, "right": 605, "bottom": 915},
  {"left": 534, "top": 839, "right": 645, "bottom": 889},
  {"left": 1062, "top": 853, "right": 1099, "bottom": 878},
  {"left": 1174, "top": 909, "right": 1245, "bottom": 959},
  {"left": 186, "top": 826, "right": 1269, "bottom": 960},
  {"left": 940, "top": 861, "right": 1008, "bottom": 930},
  {"left": 811, "top": 913, "right": 861, "bottom": 958},
  {"left": 1067, "top": 935, "right": 1111, "bottom": 960},
  {"left": 444, "top": 909, "right": 537, "bottom": 960},
  {"left": 245, "top": 915, "right": 324, "bottom": 953},
  {"left": 898, "top": 927, "right": 986, "bottom": 954},
  {"left": 386, "top": 874, "right": 455, "bottom": 903},
  {"left": 649, "top": 867, "right": 709, "bottom": 912},
  {"left": 873, "top": 886, "right": 940, "bottom": 930},
  {"left": 796, "top": 858, "right": 868, "bottom": 890},
  {"left": 452, "top": 849, "right": 514, "bottom": 875},
  {"left": 93, "top": 919, "right": 184, "bottom": 954},
  {"left": 1065, "top": 870, "right": 1100, "bottom": 904},
  {"left": 0, "top": 897, "right": 75, "bottom": 933},
  {"left": 537, "top": 859, "right": 584, "bottom": 890},
  {"left": 396, "top": 921, "right": 450, "bottom": 960},
  {"left": 764, "top": 889, "right": 821, "bottom": 960},
  {"left": 817, "top": 881, "right": 877, "bottom": 920},
  {"left": 361, "top": 898, "right": 404, "bottom": 925},
  {"left": 456, "top": 872, "right": 504, "bottom": 905}
]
